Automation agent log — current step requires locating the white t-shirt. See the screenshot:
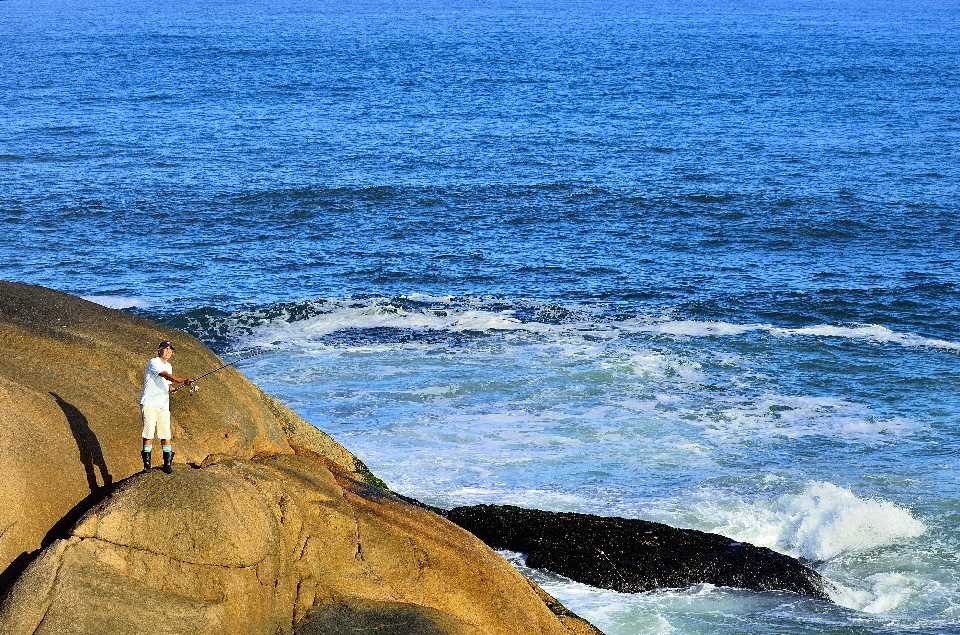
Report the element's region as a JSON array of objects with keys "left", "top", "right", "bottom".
[{"left": 139, "top": 357, "right": 173, "bottom": 409}]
